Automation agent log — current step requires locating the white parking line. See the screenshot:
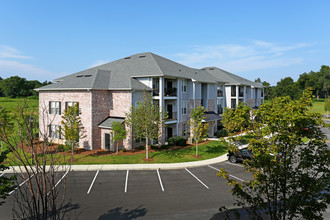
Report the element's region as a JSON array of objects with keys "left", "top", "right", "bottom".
[
  {"left": 47, "top": 170, "right": 69, "bottom": 196},
  {"left": 157, "top": 169, "right": 164, "bottom": 191},
  {"left": 124, "top": 170, "right": 129, "bottom": 193},
  {"left": 185, "top": 168, "right": 209, "bottom": 189},
  {"left": 9, "top": 173, "right": 35, "bottom": 195},
  {"left": 87, "top": 170, "right": 99, "bottom": 194},
  {"left": 208, "top": 165, "right": 245, "bottom": 182},
  {"left": 225, "top": 161, "right": 244, "bottom": 168},
  {"left": 0, "top": 173, "right": 4, "bottom": 177}
]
